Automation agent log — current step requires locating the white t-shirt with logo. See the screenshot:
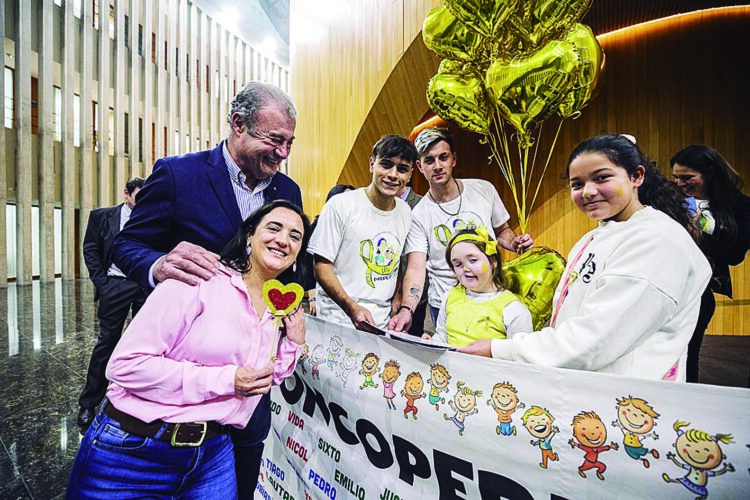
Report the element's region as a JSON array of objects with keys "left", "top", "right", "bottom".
[
  {"left": 308, "top": 188, "right": 412, "bottom": 328},
  {"left": 404, "top": 178, "right": 510, "bottom": 308}
]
